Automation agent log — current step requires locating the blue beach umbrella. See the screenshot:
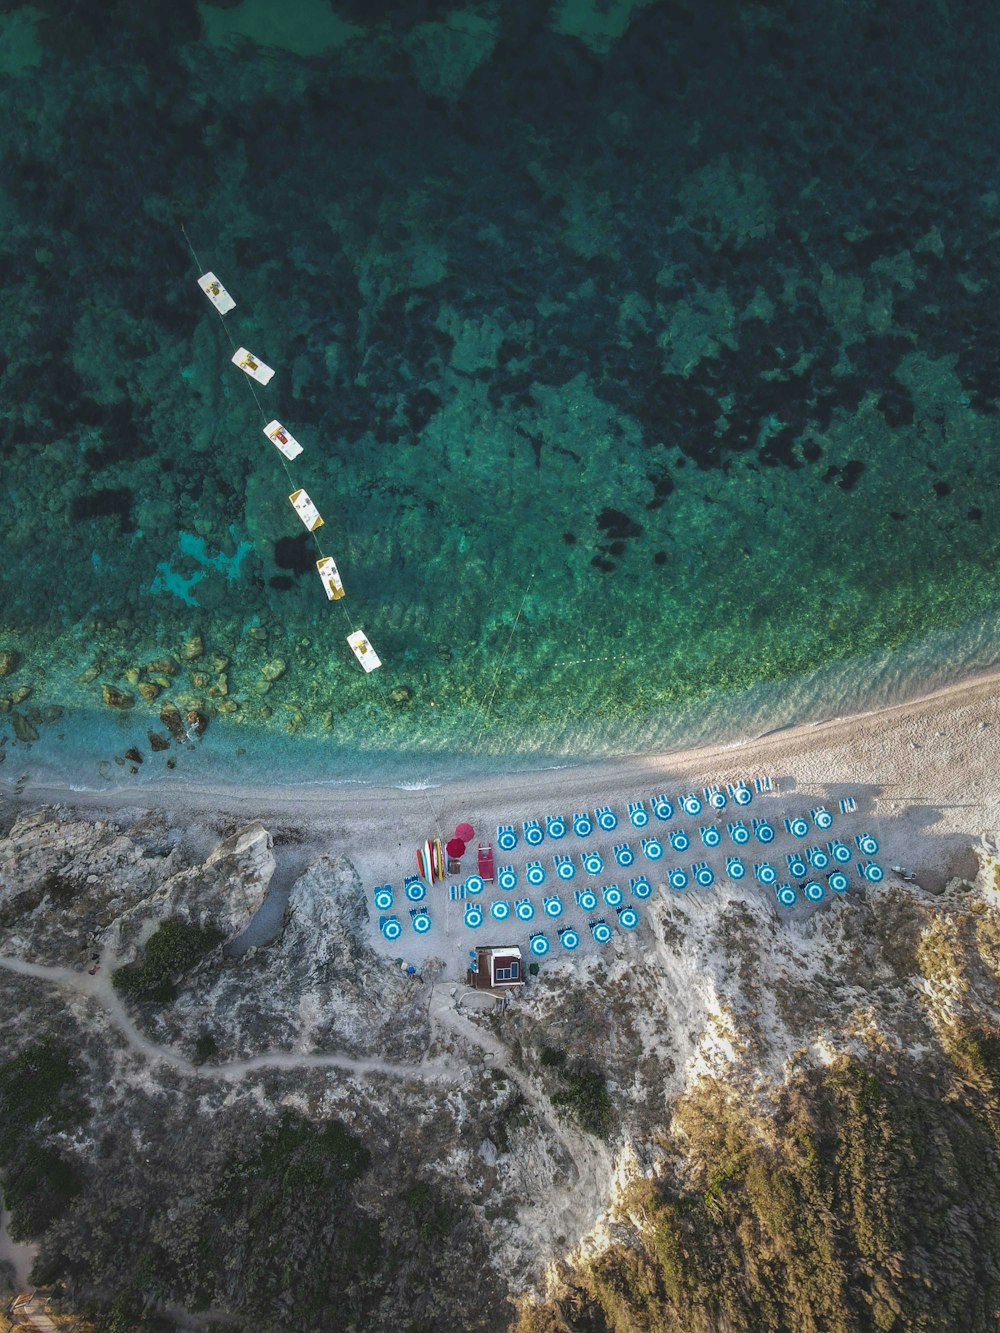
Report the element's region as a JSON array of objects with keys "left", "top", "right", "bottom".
[
  {"left": 668, "top": 829, "right": 689, "bottom": 853},
  {"left": 591, "top": 920, "right": 613, "bottom": 945},
  {"left": 576, "top": 888, "right": 598, "bottom": 912},
  {"left": 630, "top": 876, "right": 653, "bottom": 899},
  {"left": 525, "top": 861, "right": 546, "bottom": 887},
  {"left": 546, "top": 814, "right": 567, "bottom": 839},
  {"left": 595, "top": 805, "right": 618, "bottom": 832},
  {"left": 704, "top": 785, "right": 727, "bottom": 811},
  {"left": 412, "top": 910, "right": 432, "bottom": 934},
  {"left": 726, "top": 856, "right": 747, "bottom": 880},
  {"left": 515, "top": 898, "right": 535, "bottom": 921},
  {"left": 787, "top": 852, "right": 808, "bottom": 879},
  {"left": 464, "top": 904, "right": 483, "bottom": 928},
  {"left": 464, "top": 874, "right": 485, "bottom": 895},
  {"left": 497, "top": 824, "right": 518, "bottom": 852},
  {"left": 651, "top": 794, "right": 674, "bottom": 820},
  {"left": 602, "top": 883, "right": 623, "bottom": 907},
  {"left": 573, "top": 811, "right": 593, "bottom": 837},
  {"left": 498, "top": 865, "right": 517, "bottom": 891},
  {"left": 643, "top": 837, "right": 666, "bottom": 860},
  {"left": 528, "top": 931, "right": 550, "bottom": 956},
  {"left": 681, "top": 792, "right": 703, "bottom": 816},
  {"left": 616, "top": 905, "right": 639, "bottom": 930},
  {"left": 543, "top": 895, "right": 564, "bottom": 918},
  {"left": 490, "top": 899, "right": 511, "bottom": 921},
  {"left": 811, "top": 806, "right": 834, "bottom": 830},
  {"left": 785, "top": 816, "right": 810, "bottom": 839},
  {"left": 582, "top": 850, "right": 604, "bottom": 875},
  {"left": 807, "top": 846, "right": 830, "bottom": 870},
  {"left": 628, "top": 800, "right": 650, "bottom": 828},
  {"left": 668, "top": 867, "right": 689, "bottom": 891},
  {"left": 692, "top": 861, "right": 714, "bottom": 888},
  {"left": 700, "top": 824, "right": 722, "bottom": 849},
  {"left": 856, "top": 833, "right": 879, "bottom": 856},
  {"left": 554, "top": 854, "right": 576, "bottom": 881},
  {"left": 753, "top": 818, "right": 775, "bottom": 844},
  {"left": 729, "top": 782, "right": 753, "bottom": 807},
  {"left": 613, "top": 842, "right": 634, "bottom": 867},
  {"left": 373, "top": 885, "right": 394, "bottom": 911},
  {"left": 829, "top": 840, "right": 851, "bottom": 863},
  {"left": 803, "top": 881, "right": 825, "bottom": 903},
  {"left": 405, "top": 878, "right": 427, "bottom": 902},
  {"left": 558, "top": 927, "right": 580, "bottom": 951},
  {"left": 859, "top": 861, "right": 884, "bottom": 883},
  {"left": 728, "top": 821, "right": 750, "bottom": 846},
  {"left": 775, "top": 883, "right": 798, "bottom": 908},
  {"left": 754, "top": 861, "right": 777, "bottom": 886},
  {"left": 828, "top": 871, "right": 849, "bottom": 893},
  {"left": 380, "top": 914, "right": 402, "bottom": 941},
  {"left": 523, "top": 819, "right": 544, "bottom": 846}
]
